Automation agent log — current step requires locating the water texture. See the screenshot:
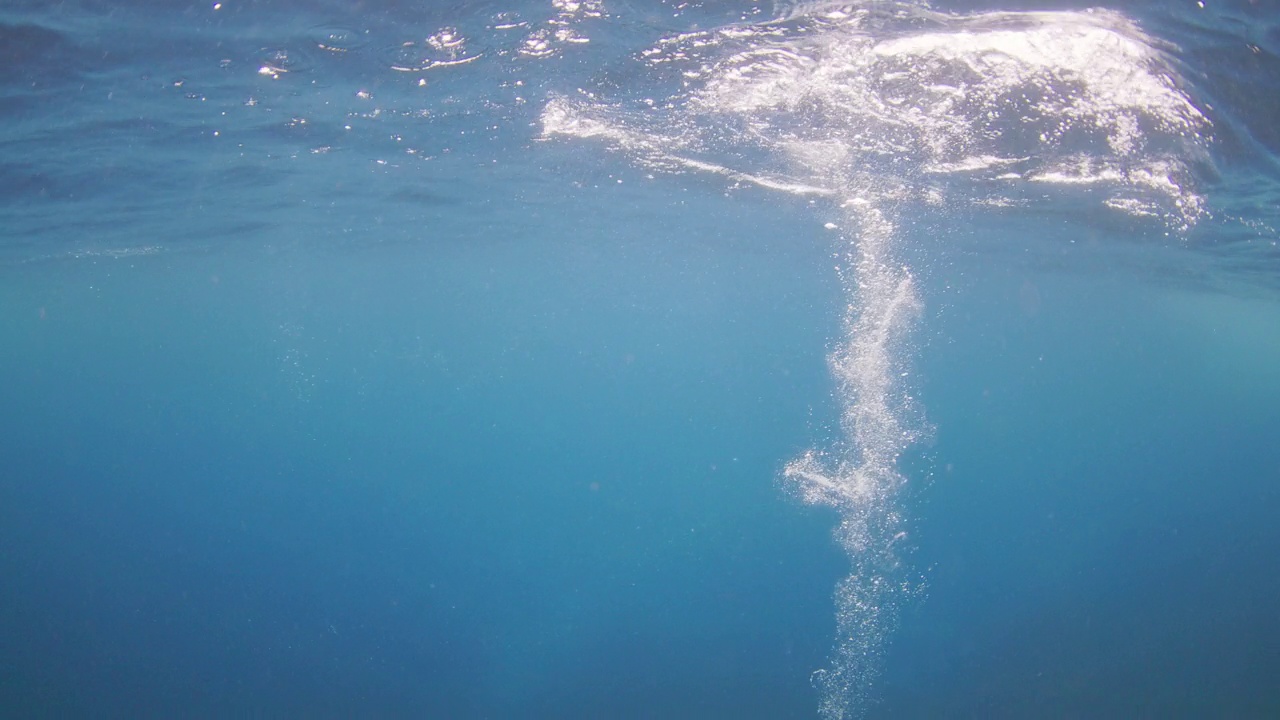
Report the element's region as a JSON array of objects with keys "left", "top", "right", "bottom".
[{"left": 2, "top": 1, "right": 1279, "bottom": 718}]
